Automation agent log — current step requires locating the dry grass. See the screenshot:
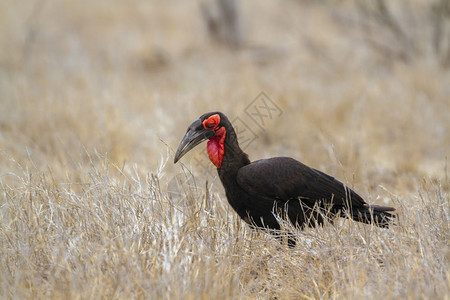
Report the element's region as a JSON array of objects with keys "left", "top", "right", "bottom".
[{"left": 1, "top": 0, "right": 449, "bottom": 298}]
